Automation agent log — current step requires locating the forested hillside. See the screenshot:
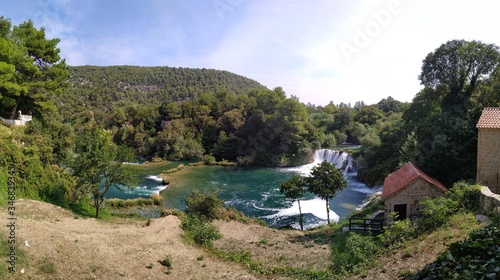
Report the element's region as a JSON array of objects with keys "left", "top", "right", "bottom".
[
  {"left": 54, "top": 66, "right": 266, "bottom": 120},
  {"left": 53, "top": 66, "right": 406, "bottom": 167}
]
